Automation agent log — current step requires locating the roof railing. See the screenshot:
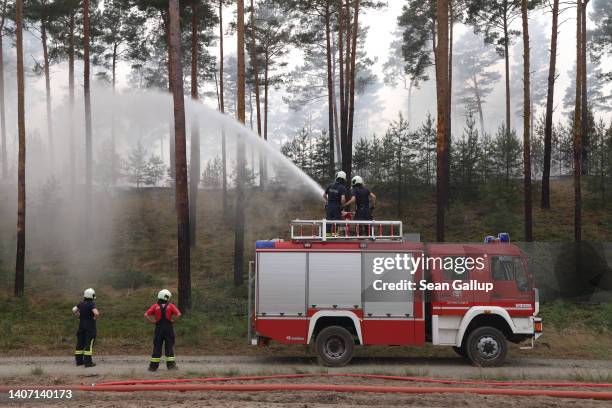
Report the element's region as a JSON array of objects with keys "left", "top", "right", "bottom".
[{"left": 291, "top": 219, "right": 403, "bottom": 242}]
